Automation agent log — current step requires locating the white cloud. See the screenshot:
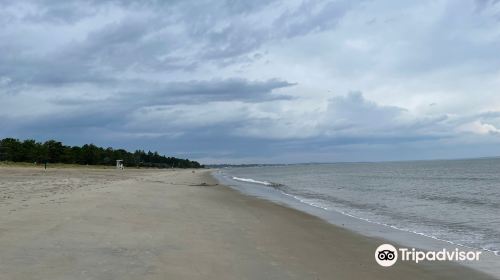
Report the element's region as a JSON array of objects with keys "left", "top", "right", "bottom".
[{"left": 458, "top": 121, "right": 500, "bottom": 135}]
